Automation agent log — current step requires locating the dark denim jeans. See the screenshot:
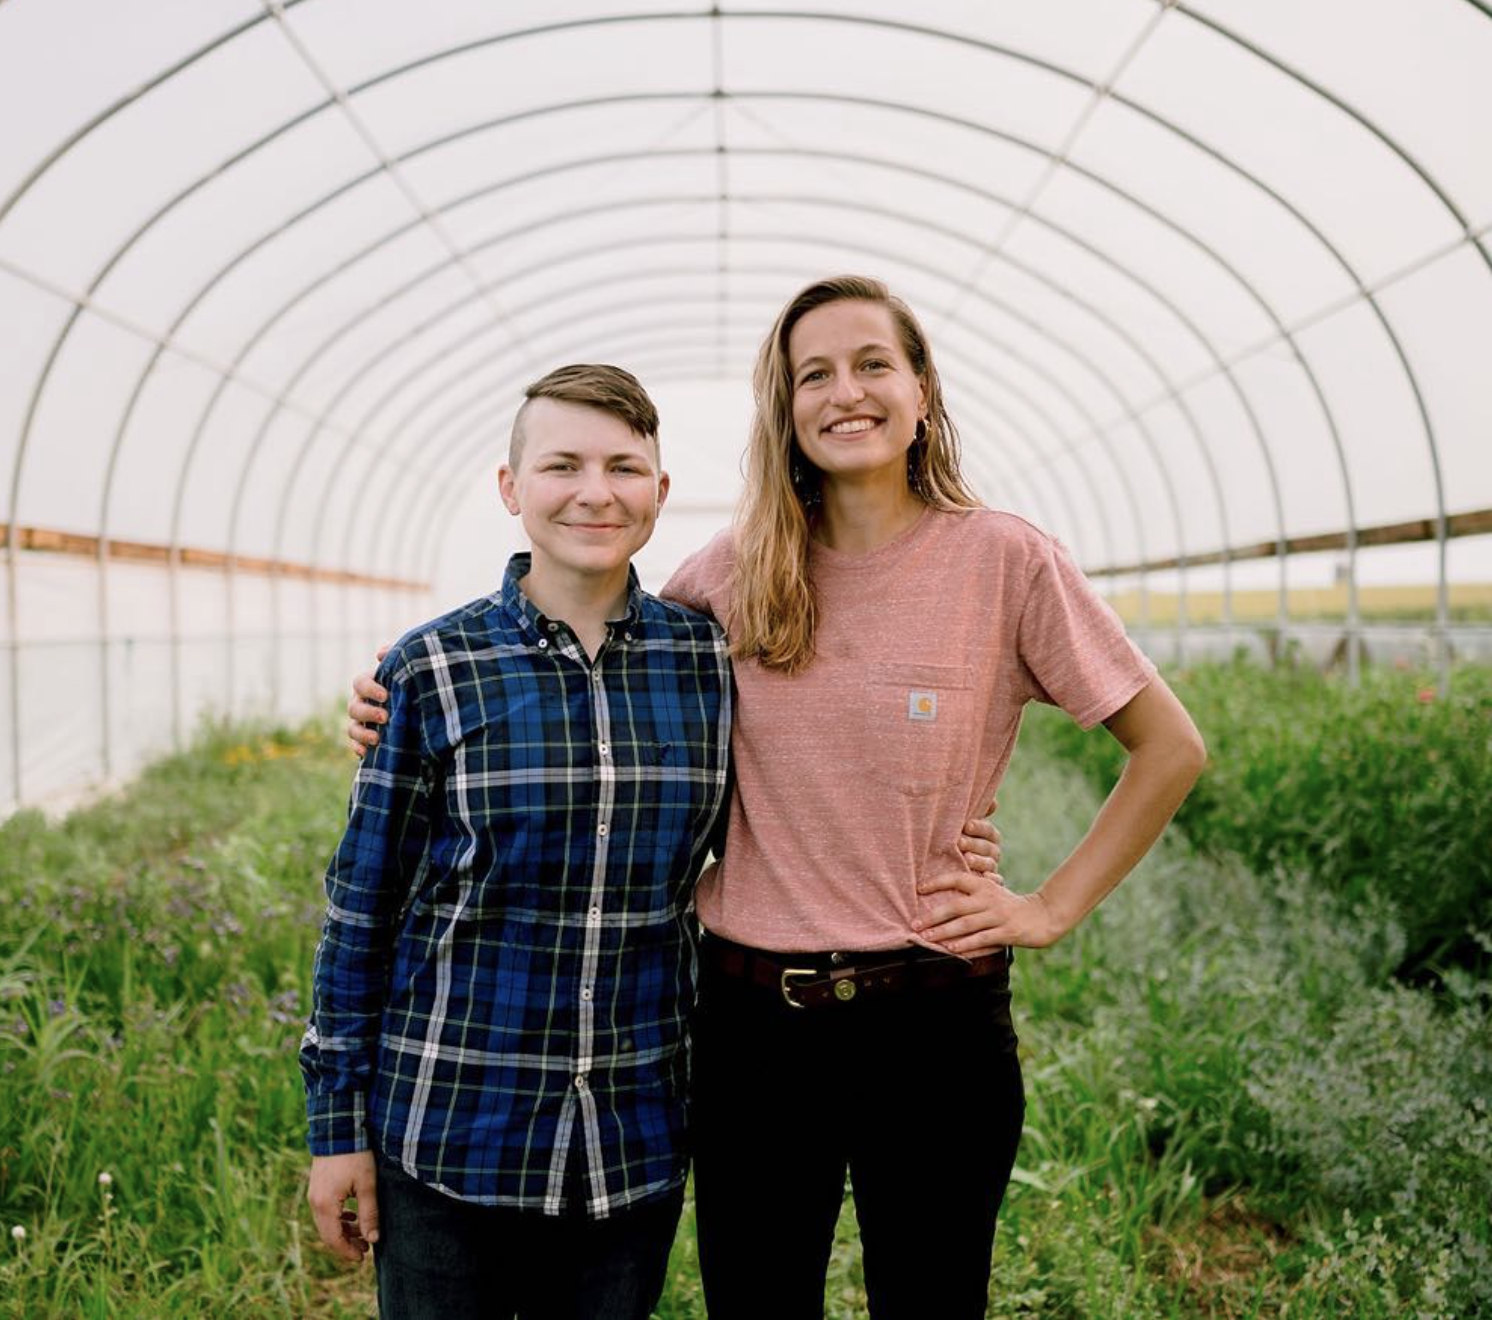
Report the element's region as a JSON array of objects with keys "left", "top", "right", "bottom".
[
  {"left": 372, "top": 1154, "right": 683, "bottom": 1320},
  {"left": 691, "top": 950, "right": 1025, "bottom": 1320}
]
